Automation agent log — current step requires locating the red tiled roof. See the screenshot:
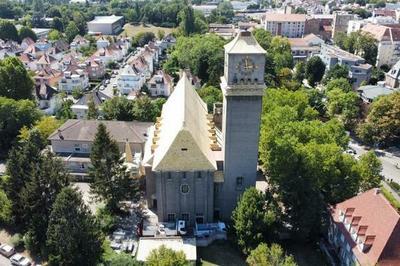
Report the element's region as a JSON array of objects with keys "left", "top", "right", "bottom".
[{"left": 330, "top": 189, "right": 400, "bottom": 265}]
